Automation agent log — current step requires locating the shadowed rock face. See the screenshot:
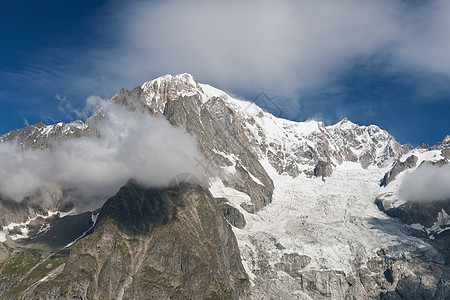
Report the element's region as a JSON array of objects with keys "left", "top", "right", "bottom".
[
  {"left": 164, "top": 95, "right": 274, "bottom": 212},
  {"left": 380, "top": 155, "right": 418, "bottom": 187},
  {"left": 0, "top": 192, "right": 75, "bottom": 228},
  {"left": 94, "top": 180, "right": 180, "bottom": 235},
  {"left": 442, "top": 148, "right": 450, "bottom": 160},
  {"left": 220, "top": 203, "right": 246, "bottom": 229},
  {"left": 419, "top": 158, "right": 449, "bottom": 168},
  {"left": 376, "top": 199, "right": 450, "bottom": 228},
  {"left": 18, "top": 182, "right": 248, "bottom": 300},
  {"left": 0, "top": 197, "right": 36, "bottom": 227},
  {"left": 314, "top": 160, "right": 333, "bottom": 178},
  {"left": 376, "top": 198, "right": 450, "bottom": 263},
  {"left": 15, "top": 212, "right": 94, "bottom": 250}
]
